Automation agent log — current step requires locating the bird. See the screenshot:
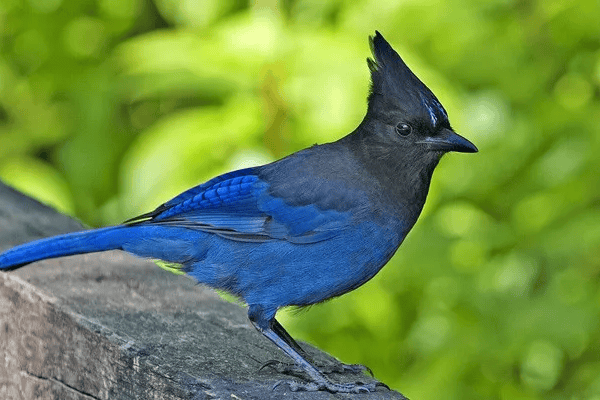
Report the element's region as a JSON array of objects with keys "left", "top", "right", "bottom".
[{"left": 0, "top": 31, "right": 477, "bottom": 393}]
